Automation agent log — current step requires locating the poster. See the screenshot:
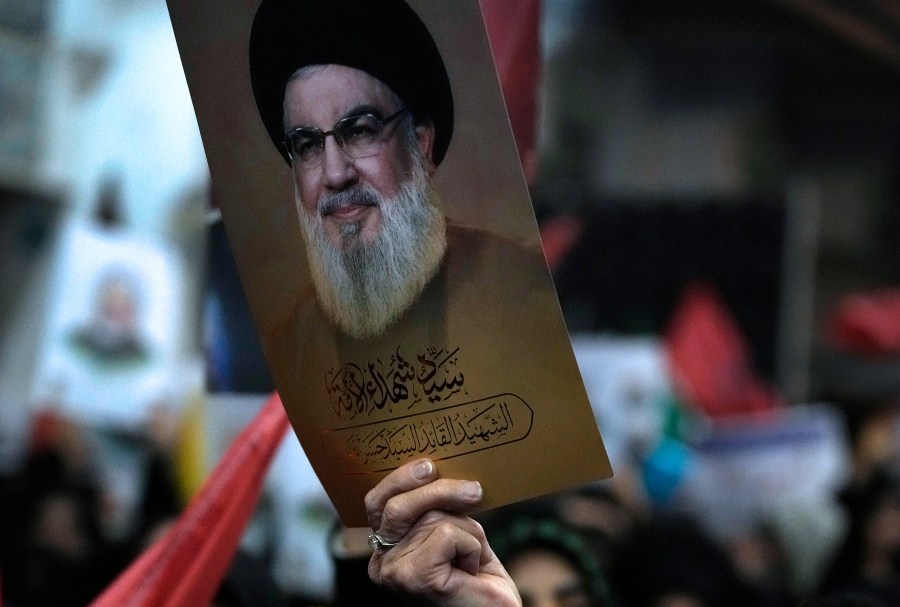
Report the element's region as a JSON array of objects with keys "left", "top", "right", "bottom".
[{"left": 168, "top": 0, "right": 611, "bottom": 526}]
